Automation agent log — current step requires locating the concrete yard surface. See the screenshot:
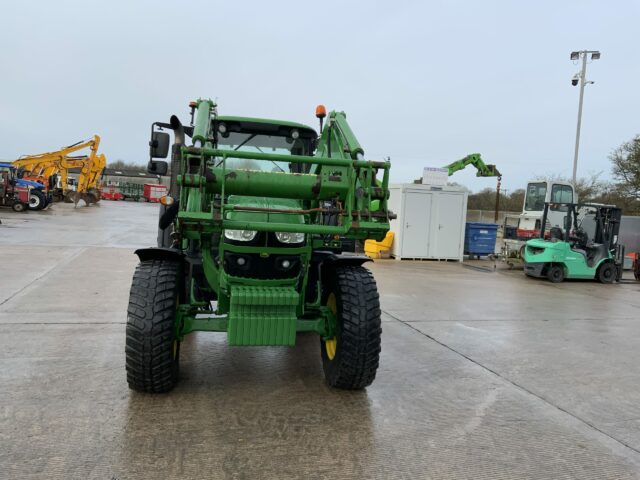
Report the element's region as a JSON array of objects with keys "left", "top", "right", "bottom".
[{"left": 1, "top": 202, "right": 640, "bottom": 479}]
